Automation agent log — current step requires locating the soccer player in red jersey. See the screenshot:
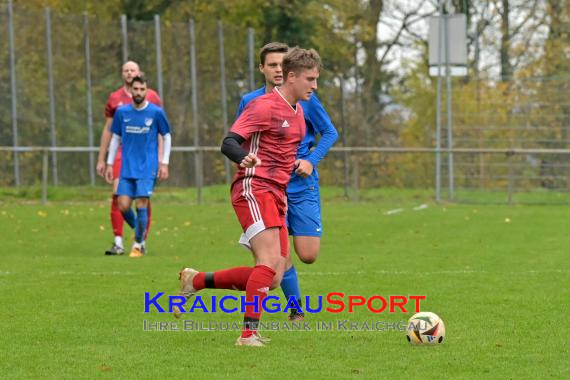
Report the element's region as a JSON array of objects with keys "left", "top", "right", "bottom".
[
  {"left": 175, "top": 48, "right": 322, "bottom": 346},
  {"left": 96, "top": 61, "right": 162, "bottom": 256}
]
